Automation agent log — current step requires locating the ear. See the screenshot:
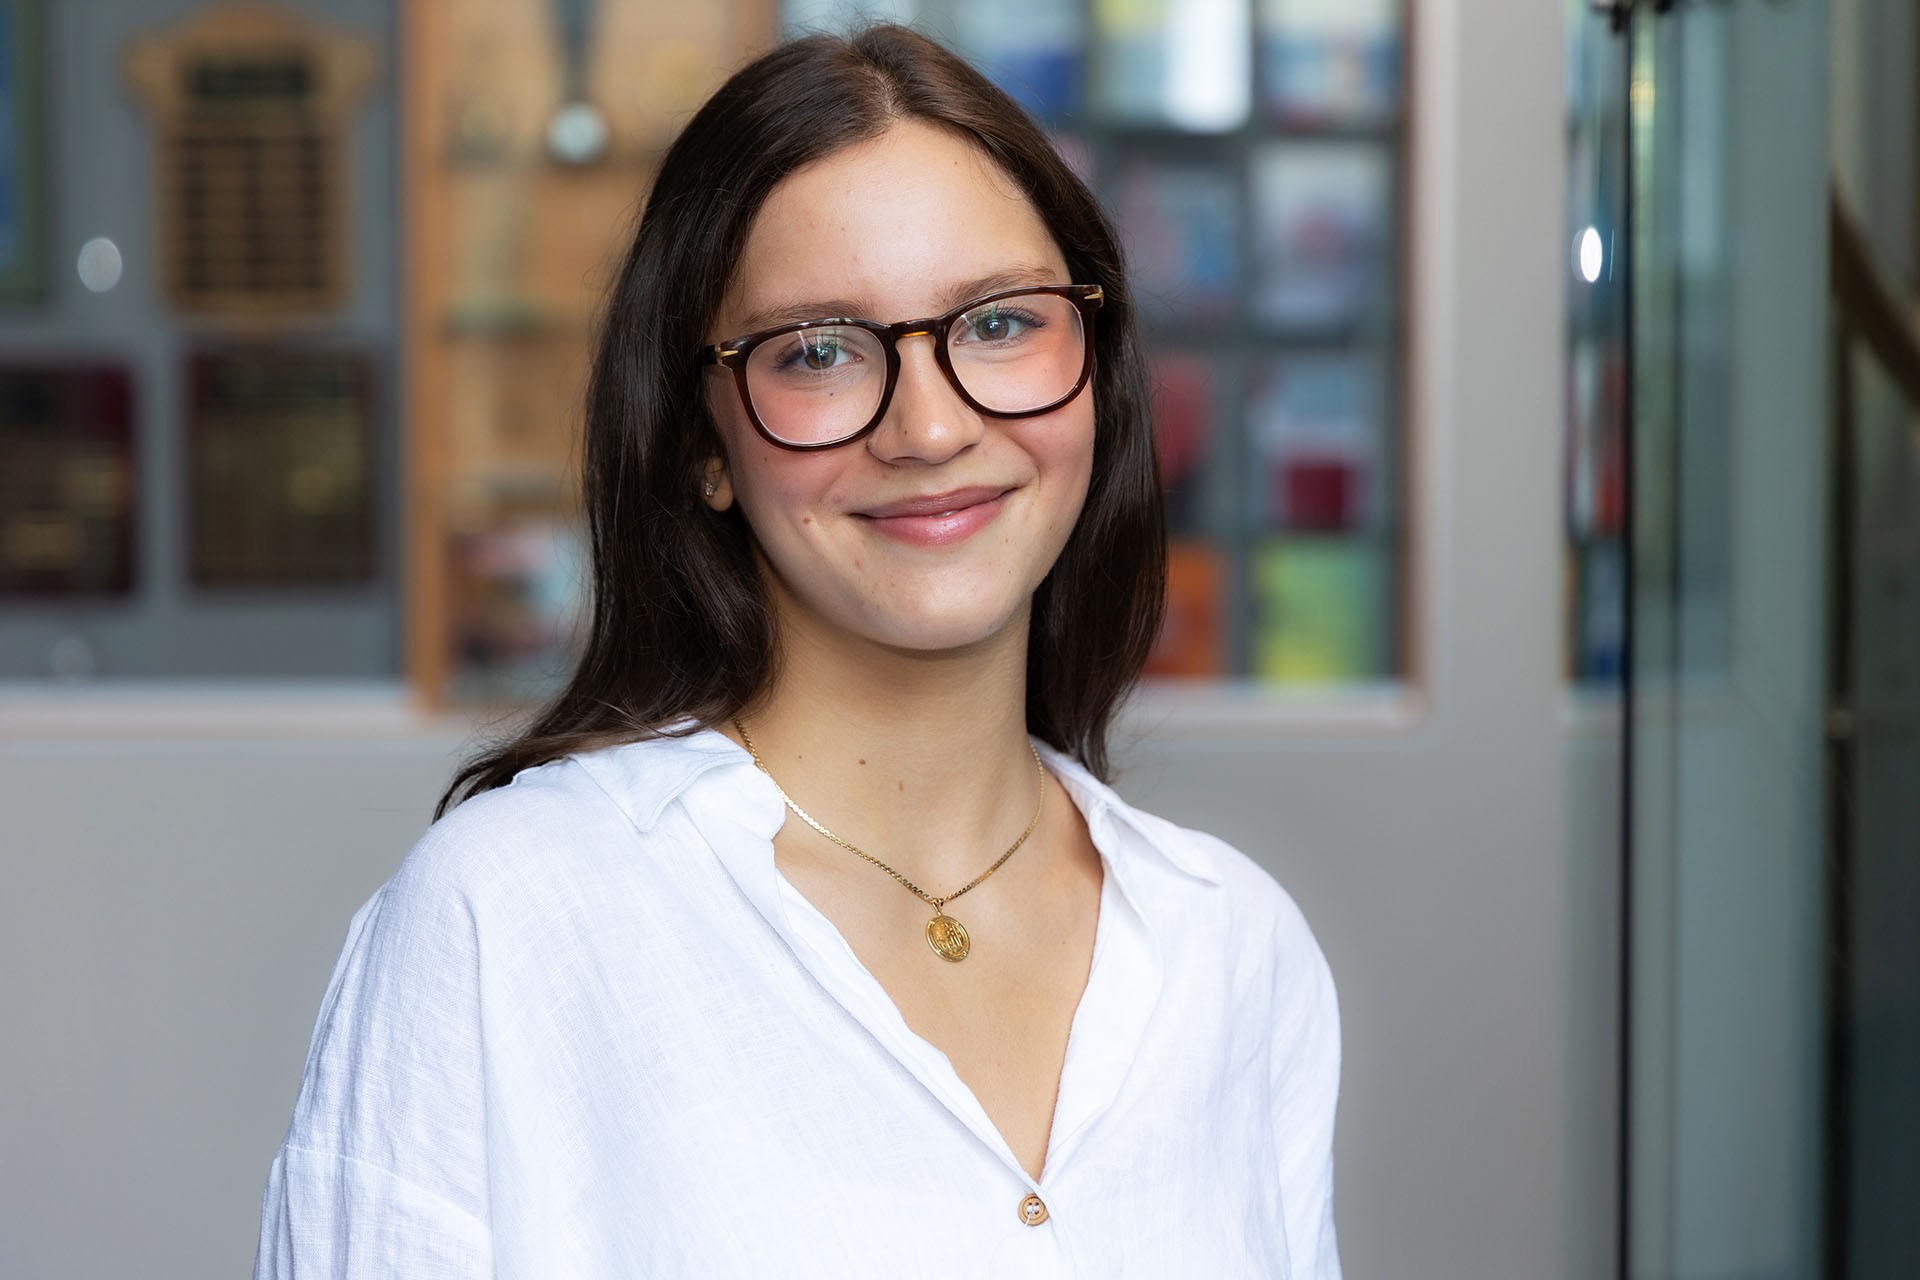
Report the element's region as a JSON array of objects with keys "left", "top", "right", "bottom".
[{"left": 701, "top": 457, "right": 734, "bottom": 512}]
